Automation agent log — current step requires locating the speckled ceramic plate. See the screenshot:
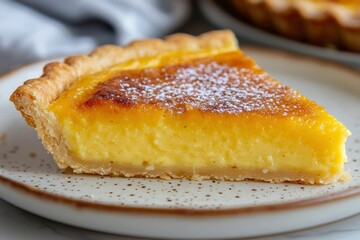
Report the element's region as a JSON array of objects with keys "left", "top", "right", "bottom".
[
  {"left": 0, "top": 47, "right": 360, "bottom": 239},
  {"left": 199, "top": 0, "right": 360, "bottom": 67}
]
